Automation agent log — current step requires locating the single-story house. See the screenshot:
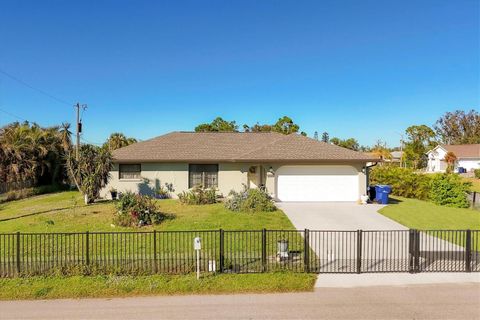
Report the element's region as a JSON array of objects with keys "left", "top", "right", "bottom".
[
  {"left": 426, "top": 144, "right": 480, "bottom": 173},
  {"left": 101, "top": 132, "right": 378, "bottom": 202}
]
